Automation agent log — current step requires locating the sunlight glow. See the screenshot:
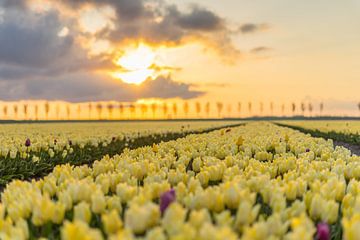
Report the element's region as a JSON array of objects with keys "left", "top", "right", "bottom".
[
  {"left": 136, "top": 98, "right": 165, "bottom": 104},
  {"left": 114, "top": 44, "right": 158, "bottom": 85},
  {"left": 117, "top": 45, "right": 155, "bottom": 71},
  {"left": 112, "top": 69, "right": 155, "bottom": 85}
]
